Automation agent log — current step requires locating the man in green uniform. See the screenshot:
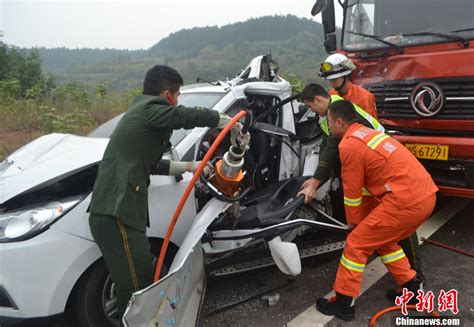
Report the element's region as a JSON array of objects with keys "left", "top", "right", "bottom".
[
  {"left": 298, "top": 83, "right": 383, "bottom": 206},
  {"left": 88, "top": 65, "right": 232, "bottom": 320},
  {"left": 297, "top": 83, "right": 423, "bottom": 281}
]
